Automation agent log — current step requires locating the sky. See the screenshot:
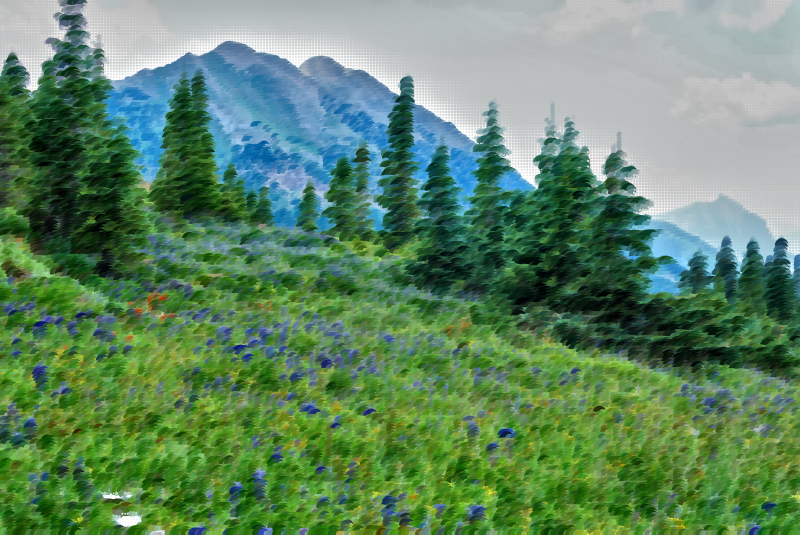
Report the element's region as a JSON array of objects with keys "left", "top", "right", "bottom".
[{"left": 3, "top": 0, "right": 800, "bottom": 244}]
